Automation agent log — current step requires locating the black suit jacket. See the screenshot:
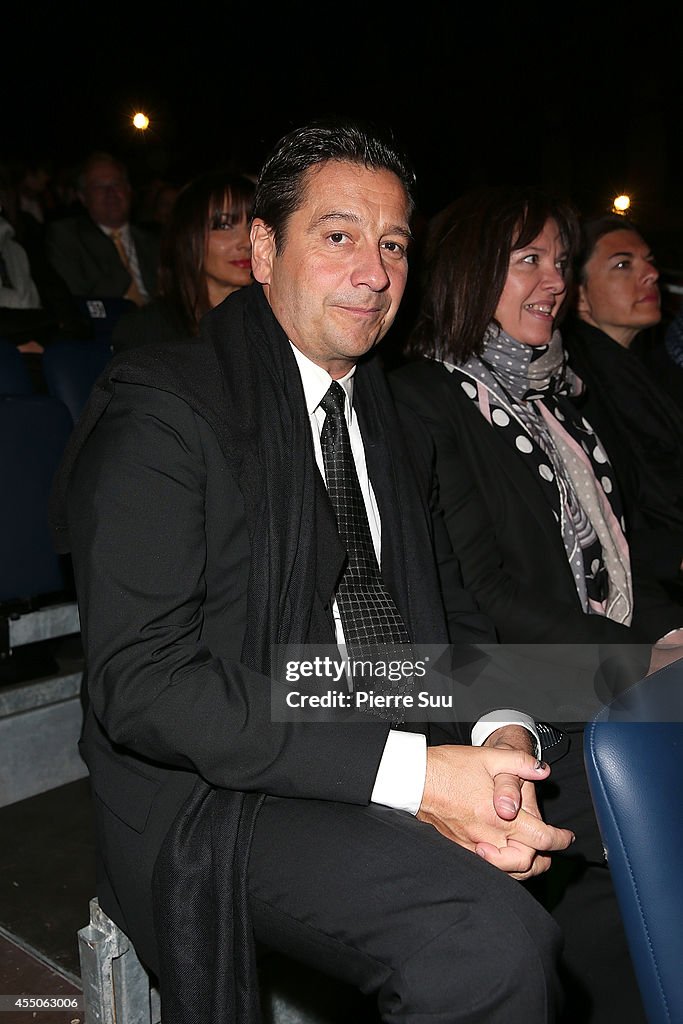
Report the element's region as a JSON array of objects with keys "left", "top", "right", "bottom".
[
  {"left": 390, "top": 358, "right": 682, "bottom": 646},
  {"left": 46, "top": 214, "right": 160, "bottom": 299},
  {"left": 59, "top": 292, "right": 491, "bottom": 972}
]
